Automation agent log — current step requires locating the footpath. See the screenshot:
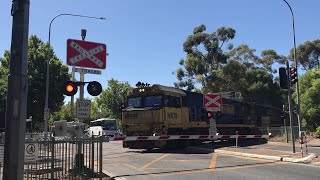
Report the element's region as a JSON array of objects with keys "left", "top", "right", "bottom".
[{"left": 192, "top": 138, "right": 320, "bottom": 165}]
